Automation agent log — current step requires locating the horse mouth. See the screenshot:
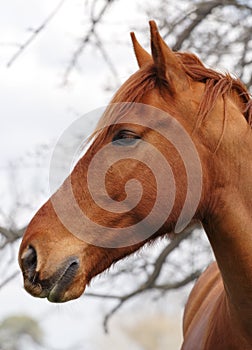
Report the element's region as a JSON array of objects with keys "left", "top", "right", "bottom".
[
  {"left": 46, "top": 260, "right": 80, "bottom": 302},
  {"left": 23, "top": 257, "right": 80, "bottom": 303}
]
